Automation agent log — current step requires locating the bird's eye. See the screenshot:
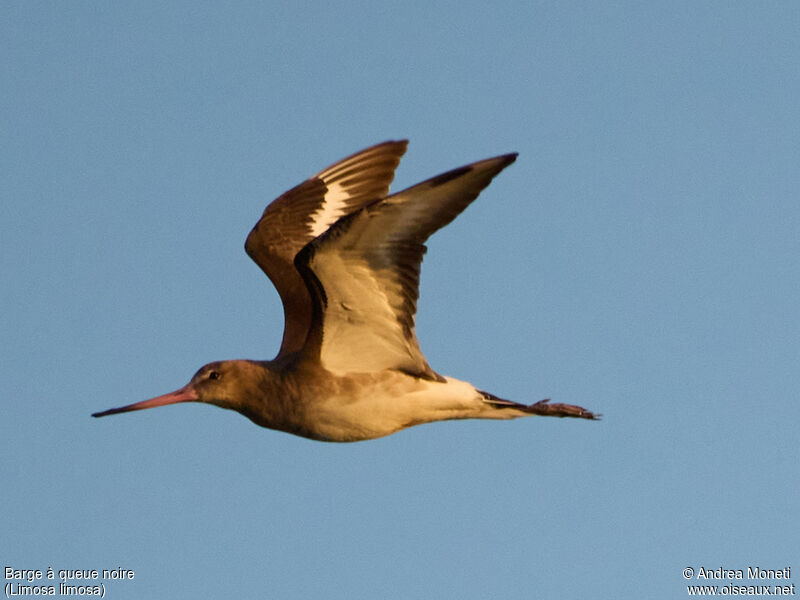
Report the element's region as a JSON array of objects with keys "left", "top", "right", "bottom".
[{"left": 208, "top": 370, "right": 220, "bottom": 381}]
